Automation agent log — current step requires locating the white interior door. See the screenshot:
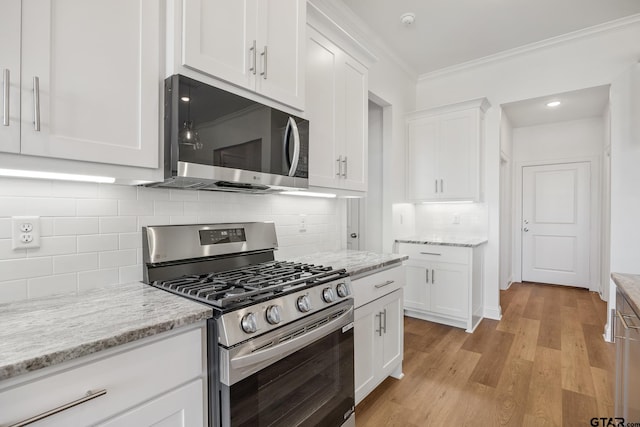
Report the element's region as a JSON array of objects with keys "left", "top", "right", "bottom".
[{"left": 522, "top": 162, "right": 590, "bottom": 287}]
